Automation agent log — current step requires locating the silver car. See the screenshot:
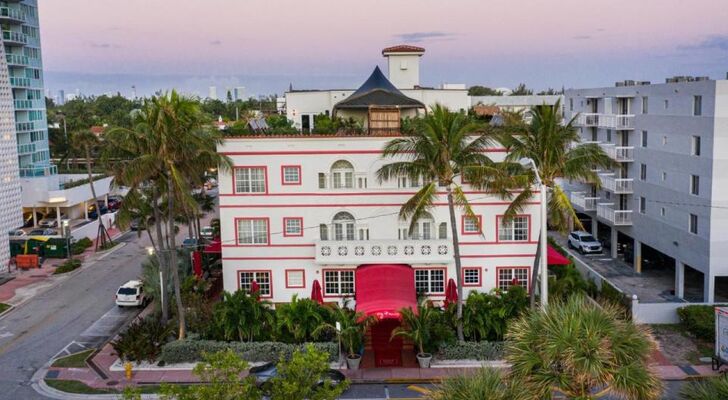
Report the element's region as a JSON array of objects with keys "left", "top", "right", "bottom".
[{"left": 568, "top": 231, "right": 603, "bottom": 254}]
